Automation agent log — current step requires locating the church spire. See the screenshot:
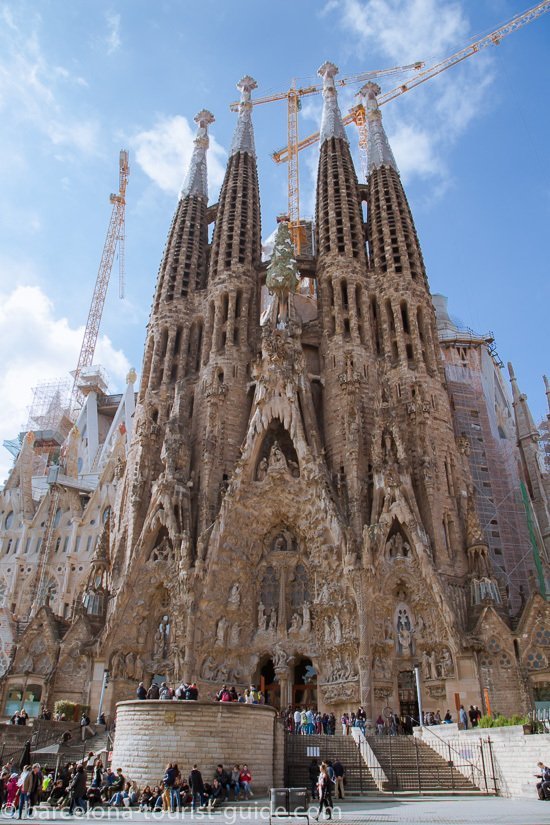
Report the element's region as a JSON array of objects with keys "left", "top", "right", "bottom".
[
  {"left": 181, "top": 109, "right": 215, "bottom": 200},
  {"left": 209, "top": 75, "right": 261, "bottom": 280},
  {"left": 508, "top": 362, "right": 539, "bottom": 440},
  {"left": 230, "top": 75, "right": 257, "bottom": 157},
  {"left": 358, "top": 81, "right": 398, "bottom": 175},
  {"left": 318, "top": 61, "right": 347, "bottom": 144}
]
